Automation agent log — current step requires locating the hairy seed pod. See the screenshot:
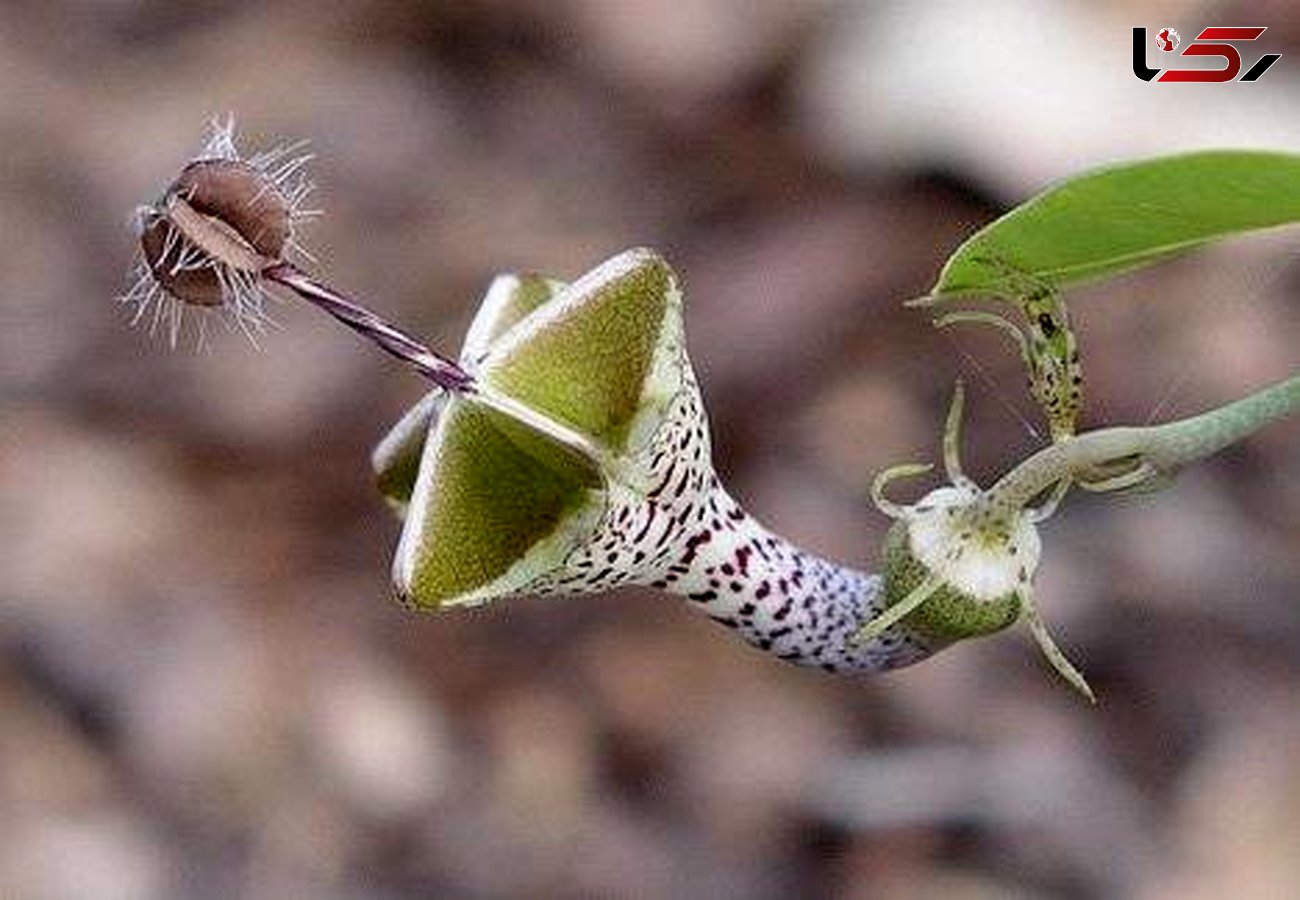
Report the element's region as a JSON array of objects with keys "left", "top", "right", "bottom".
[
  {"left": 140, "top": 159, "right": 290, "bottom": 306},
  {"left": 122, "top": 118, "right": 317, "bottom": 345}
]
